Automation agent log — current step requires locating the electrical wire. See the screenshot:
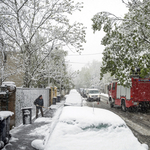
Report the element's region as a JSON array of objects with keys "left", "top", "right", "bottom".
[
  {"left": 67, "top": 53, "right": 103, "bottom": 56},
  {"left": 66, "top": 62, "right": 87, "bottom": 64}
]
